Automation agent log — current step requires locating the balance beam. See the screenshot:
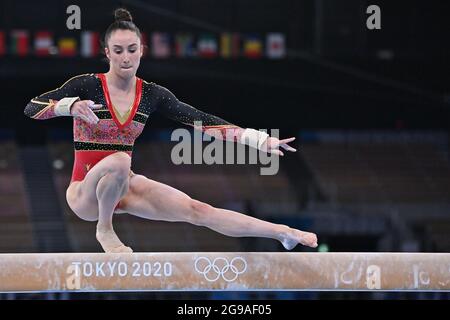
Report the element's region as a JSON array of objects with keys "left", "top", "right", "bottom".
[{"left": 0, "top": 252, "right": 449, "bottom": 292}]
